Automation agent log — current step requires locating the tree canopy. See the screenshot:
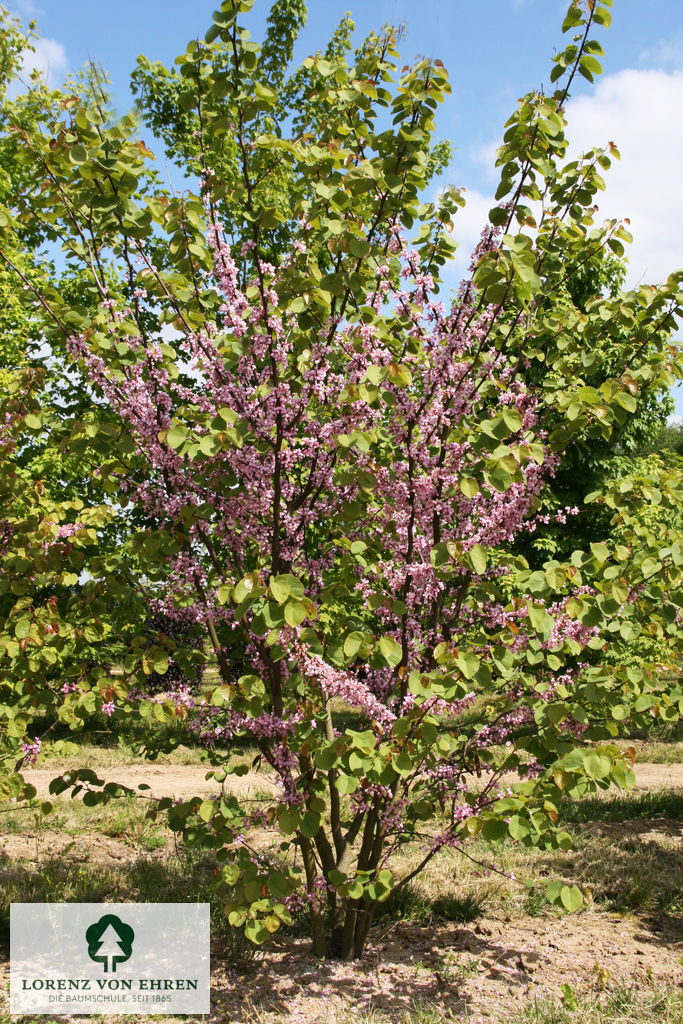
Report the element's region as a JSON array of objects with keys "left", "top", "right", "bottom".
[{"left": 0, "top": 0, "right": 682, "bottom": 959}]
